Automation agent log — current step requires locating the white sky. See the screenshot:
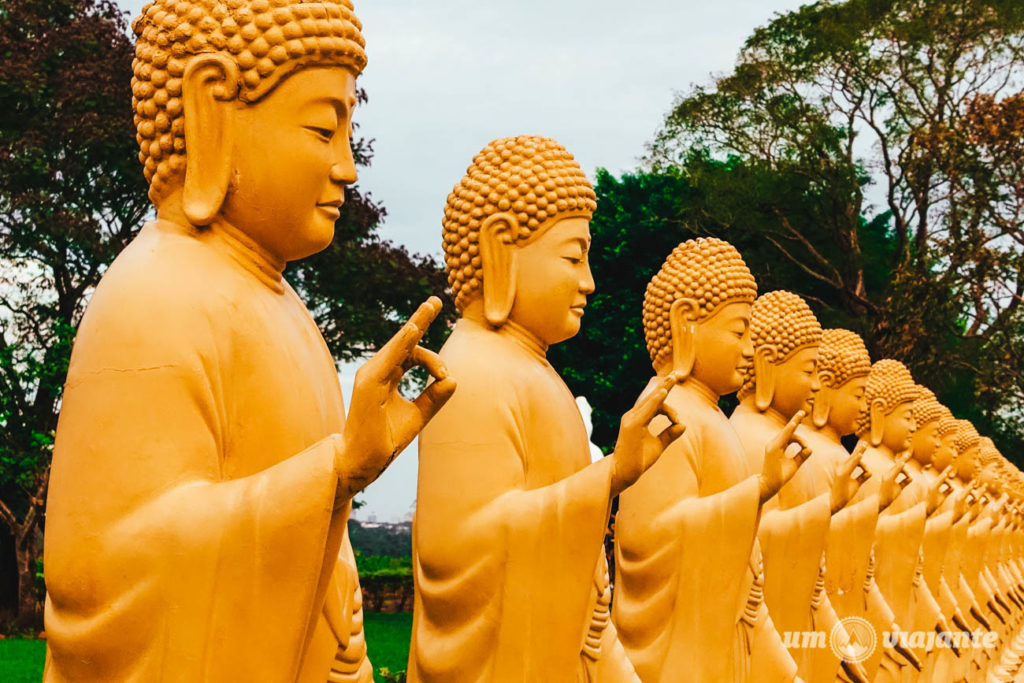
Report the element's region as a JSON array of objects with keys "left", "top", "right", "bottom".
[{"left": 117, "top": 0, "right": 808, "bottom": 521}]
